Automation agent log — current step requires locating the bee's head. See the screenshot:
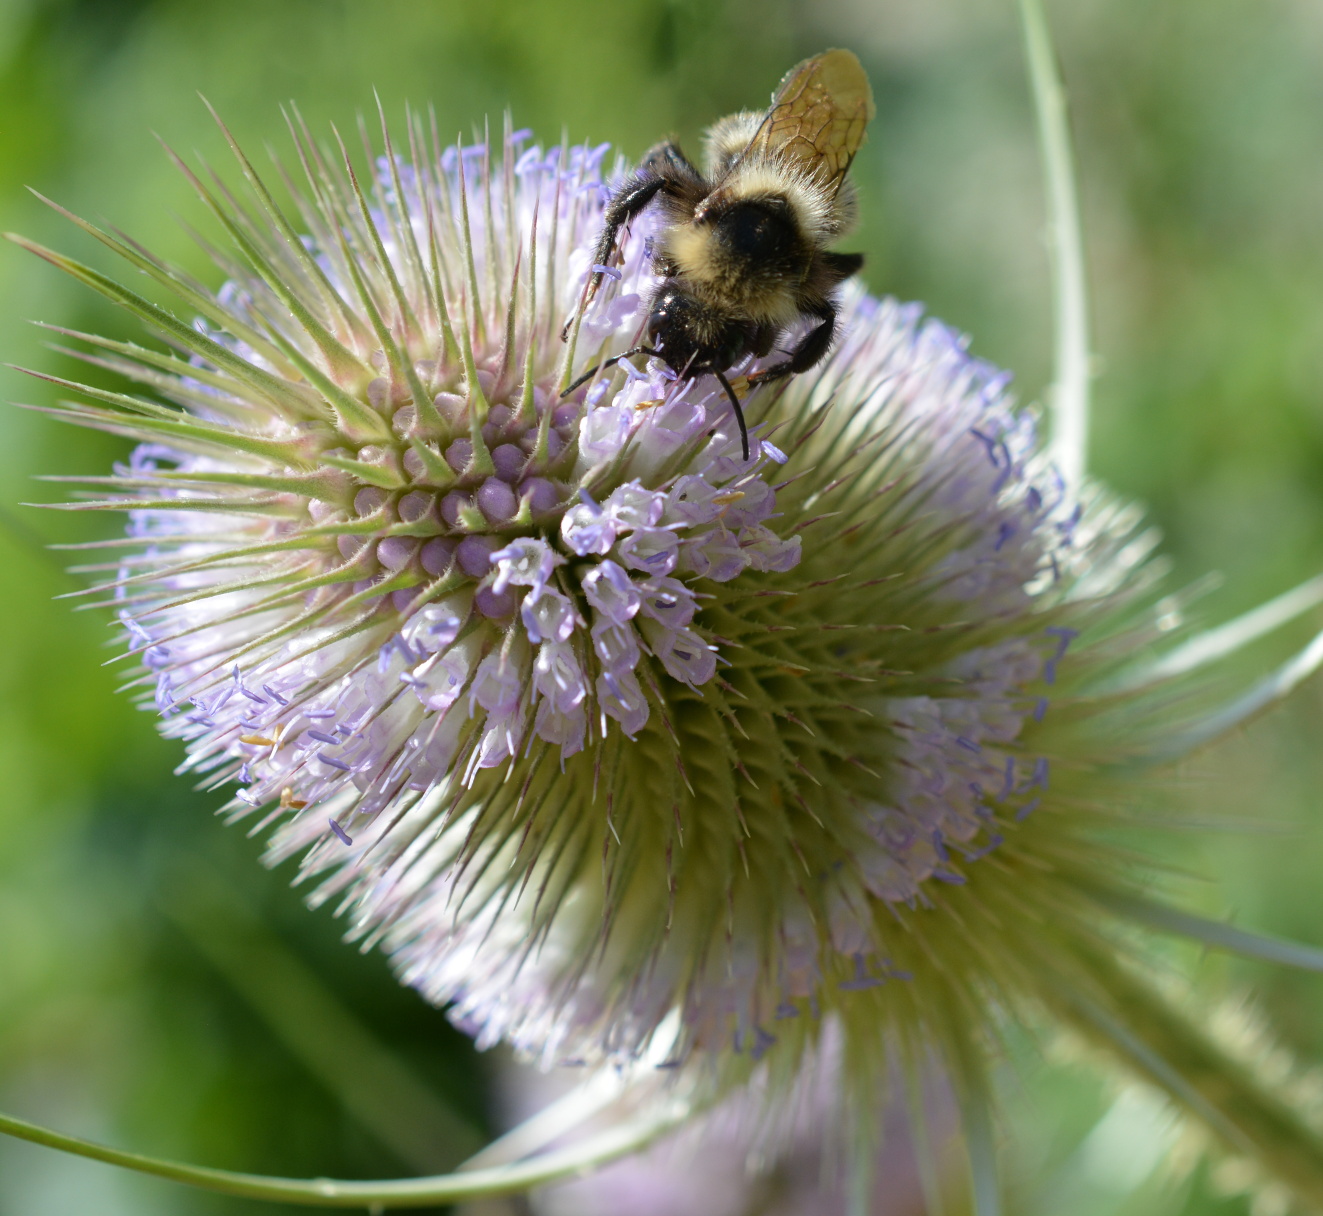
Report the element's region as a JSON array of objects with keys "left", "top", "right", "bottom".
[
  {"left": 647, "top": 284, "right": 752, "bottom": 372},
  {"left": 646, "top": 286, "right": 702, "bottom": 369}
]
